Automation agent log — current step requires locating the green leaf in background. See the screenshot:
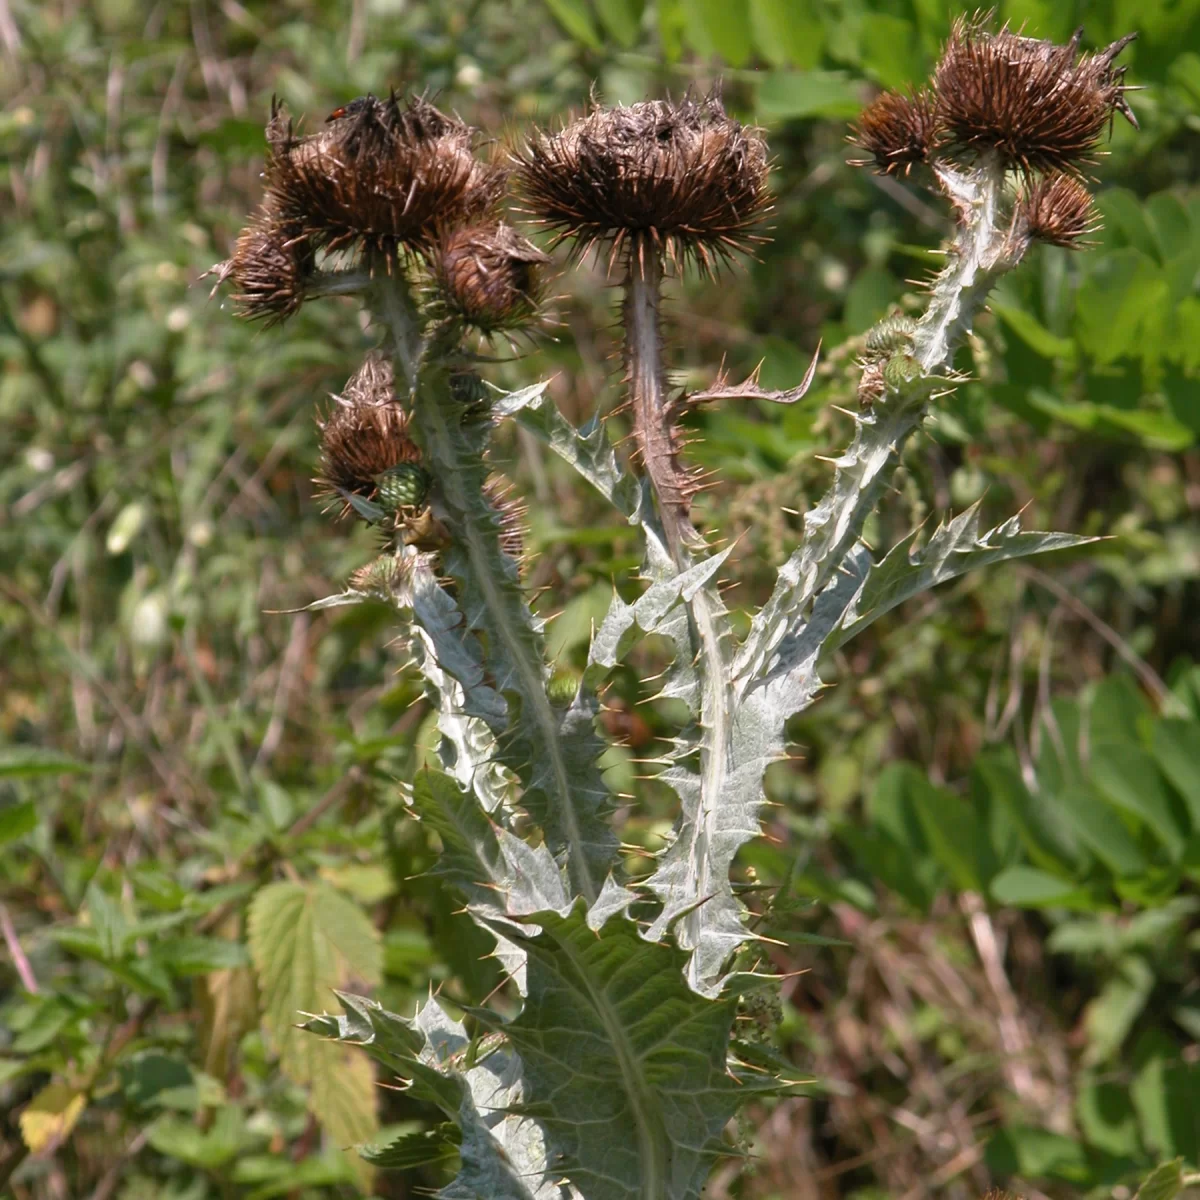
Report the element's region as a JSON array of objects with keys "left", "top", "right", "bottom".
[
  {"left": 0, "top": 746, "right": 90, "bottom": 777},
  {"left": 688, "top": 0, "right": 752, "bottom": 65},
  {"left": 749, "top": 0, "right": 824, "bottom": 68},
  {"left": 1052, "top": 786, "right": 1148, "bottom": 878},
  {"left": 989, "top": 866, "right": 1097, "bottom": 910},
  {"left": 0, "top": 800, "right": 37, "bottom": 844},
  {"left": 1082, "top": 955, "right": 1155, "bottom": 1064},
  {"left": 541, "top": 0, "right": 601, "bottom": 47},
  {"left": 118, "top": 1052, "right": 194, "bottom": 1110},
  {"left": 248, "top": 881, "right": 382, "bottom": 1178},
  {"left": 756, "top": 71, "right": 863, "bottom": 120},
  {"left": 985, "top": 1124, "right": 1091, "bottom": 1183},
  {"left": 1089, "top": 743, "right": 1190, "bottom": 861},
  {"left": 859, "top": 12, "right": 923, "bottom": 88},
  {"left": 593, "top": 0, "right": 643, "bottom": 46},
  {"left": 1132, "top": 1036, "right": 1200, "bottom": 1166},
  {"left": 1152, "top": 719, "right": 1200, "bottom": 827},
  {"left": 1134, "top": 1159, "right": 1185, "bottom": 1200},
  {"left": 1075, "top": 250, "right": 1170, "bottom": 366}
]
